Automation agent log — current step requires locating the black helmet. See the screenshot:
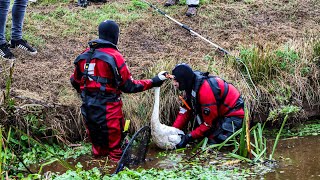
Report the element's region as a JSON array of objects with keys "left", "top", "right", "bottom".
[
  {"left": 98, "top": 20, "right": 119, "bottom": 45},
  {"left": 172, "top": 63, "right": 195, "bottom": 91}
]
